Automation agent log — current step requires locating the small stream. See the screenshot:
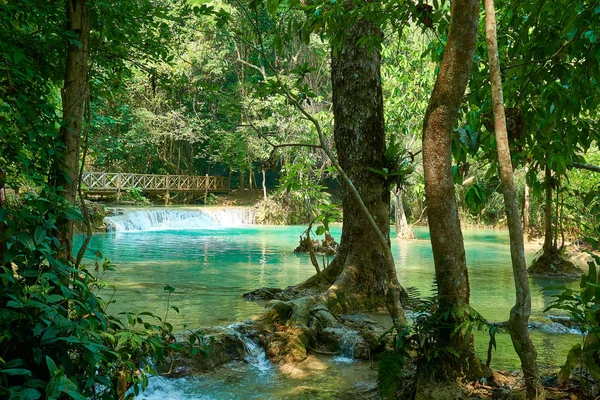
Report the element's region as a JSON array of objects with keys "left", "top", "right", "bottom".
[{"left": 75, "top": 207, "right": 583, "bottom": 398}]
